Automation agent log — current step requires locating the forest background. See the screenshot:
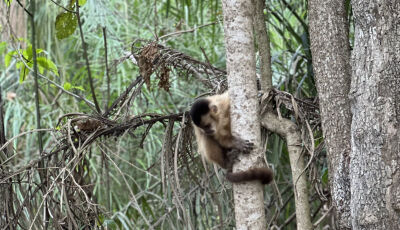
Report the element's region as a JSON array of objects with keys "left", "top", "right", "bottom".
[{"left": 1, "top": 0, "right": 399, "bottom": 229}]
